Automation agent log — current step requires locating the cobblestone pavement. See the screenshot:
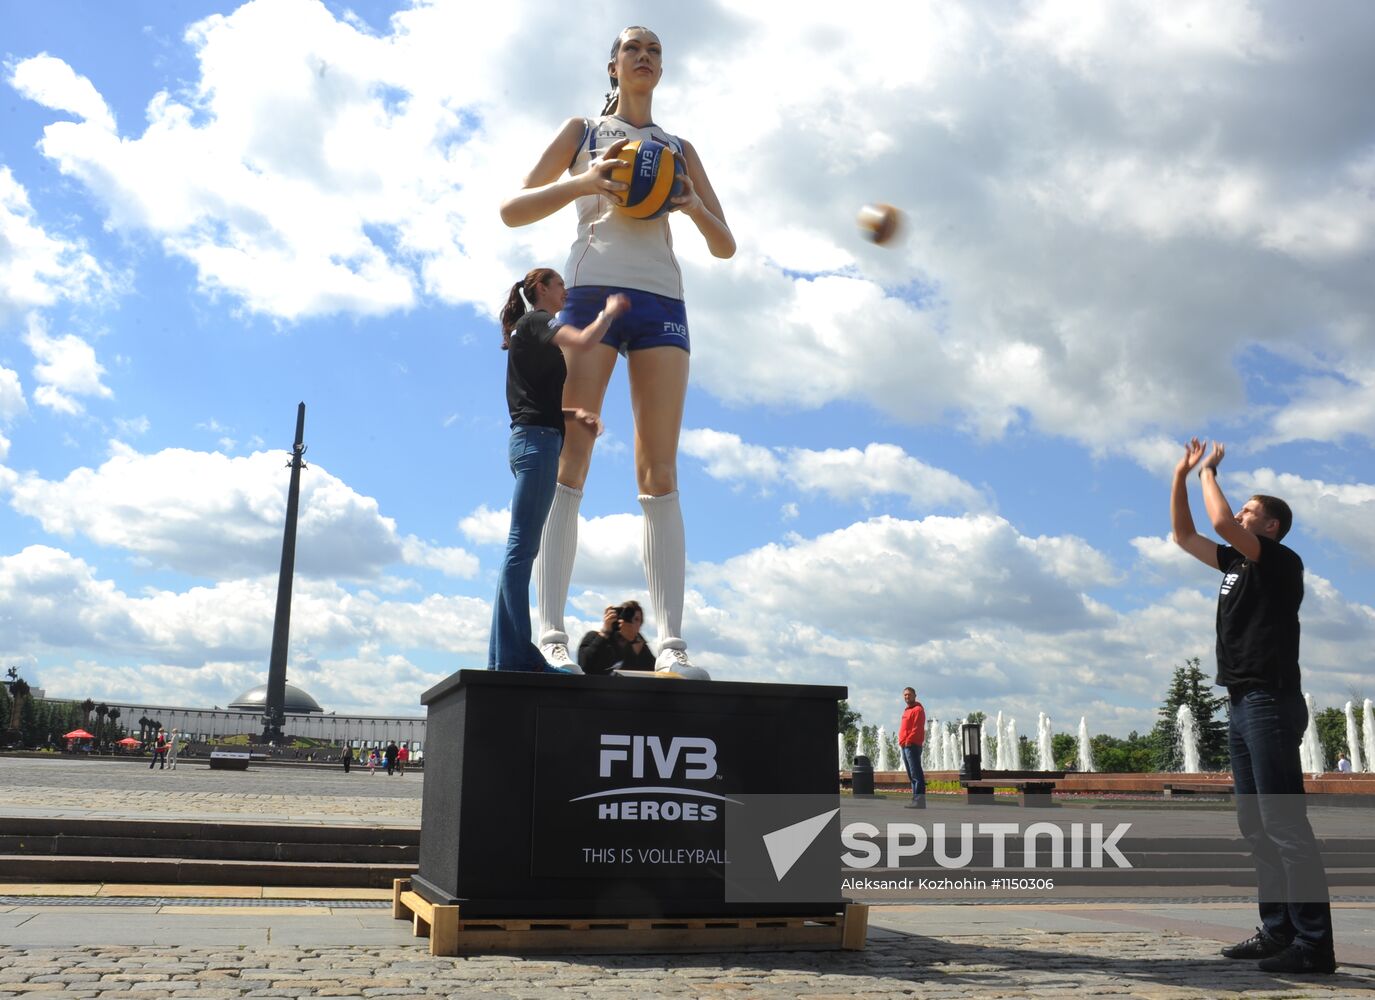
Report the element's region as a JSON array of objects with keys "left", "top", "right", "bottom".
[
  {"left": 5, "top": 757, "right": 1375, "bottom": 997},
  {"left": 1, "top": 930, "right": 1373, "bottom": 999}
]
